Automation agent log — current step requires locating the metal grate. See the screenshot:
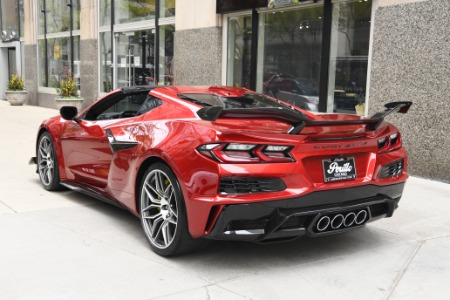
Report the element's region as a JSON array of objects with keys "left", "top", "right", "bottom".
[
  {"left": 219, "top": 177, "right": 286, "bottom": 195},
  {"left": 379, "top": 159, "right": 404, "bottom": 178}
]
